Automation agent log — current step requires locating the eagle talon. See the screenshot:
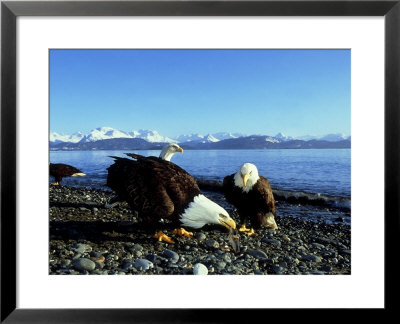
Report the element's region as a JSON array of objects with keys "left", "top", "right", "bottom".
[
  {"left": 154, "top": 231, "right": 175, "bottom": 244},
  {"left": 50, "top": 182, "right": 59, "bottom": 186},
  {"left": 239, "top": 224, "right": 251, "bottom": 232},
  {"left": 247, "top": 228, "right": 256, "bottom": 236},
  {"left": 173, "top": 228, "right": 193, "bottom": 238}
]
